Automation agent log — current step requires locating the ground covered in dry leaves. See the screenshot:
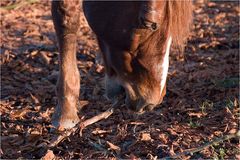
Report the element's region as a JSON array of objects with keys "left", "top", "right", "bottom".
[{"left": 1, "top": 1, "right": 239, "bottom": 159}]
